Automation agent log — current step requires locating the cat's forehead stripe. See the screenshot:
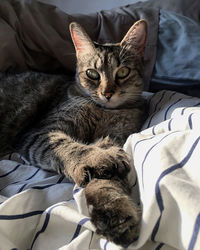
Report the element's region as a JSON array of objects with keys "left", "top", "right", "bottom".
[{"left": 95, "top": 50, "right": 119, "bottom": 70}]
